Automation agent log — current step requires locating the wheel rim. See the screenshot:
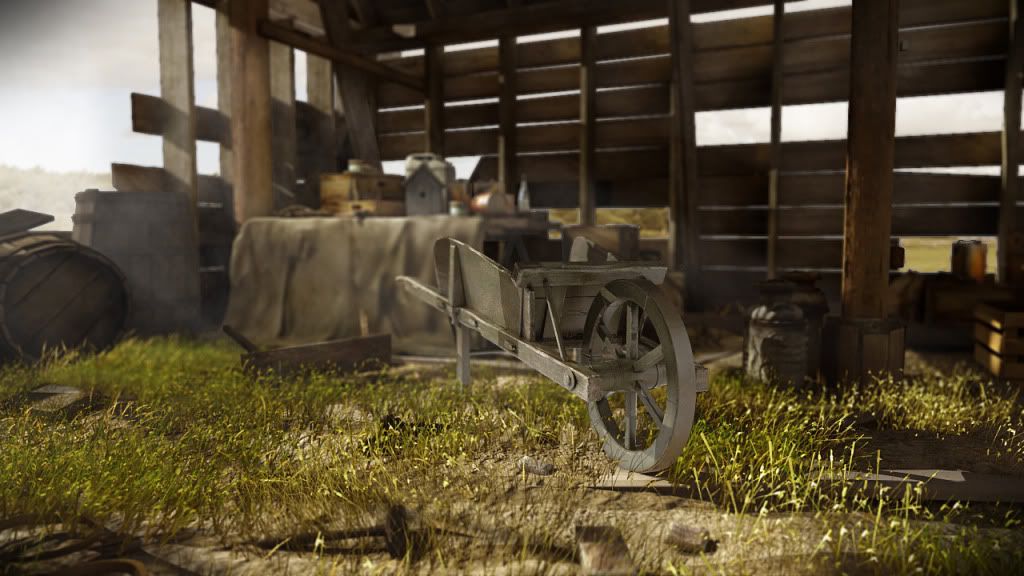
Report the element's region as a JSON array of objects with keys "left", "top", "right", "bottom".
[{"left": 583, "top": 279, "right": 696, "bottom": 473}]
